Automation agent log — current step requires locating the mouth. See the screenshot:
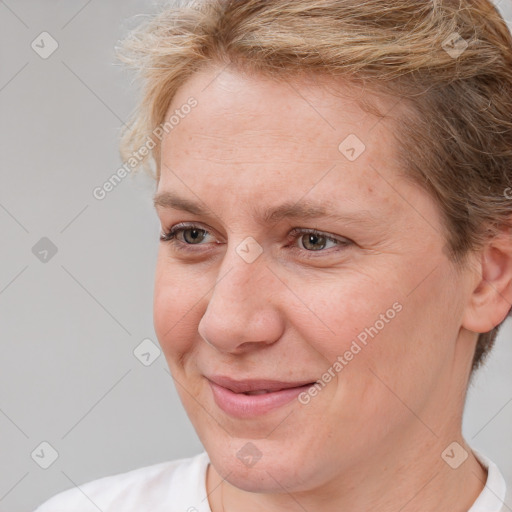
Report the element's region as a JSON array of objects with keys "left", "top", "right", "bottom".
[{"left": 206, "top": 375, "right": 317, "bottom": 418}]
